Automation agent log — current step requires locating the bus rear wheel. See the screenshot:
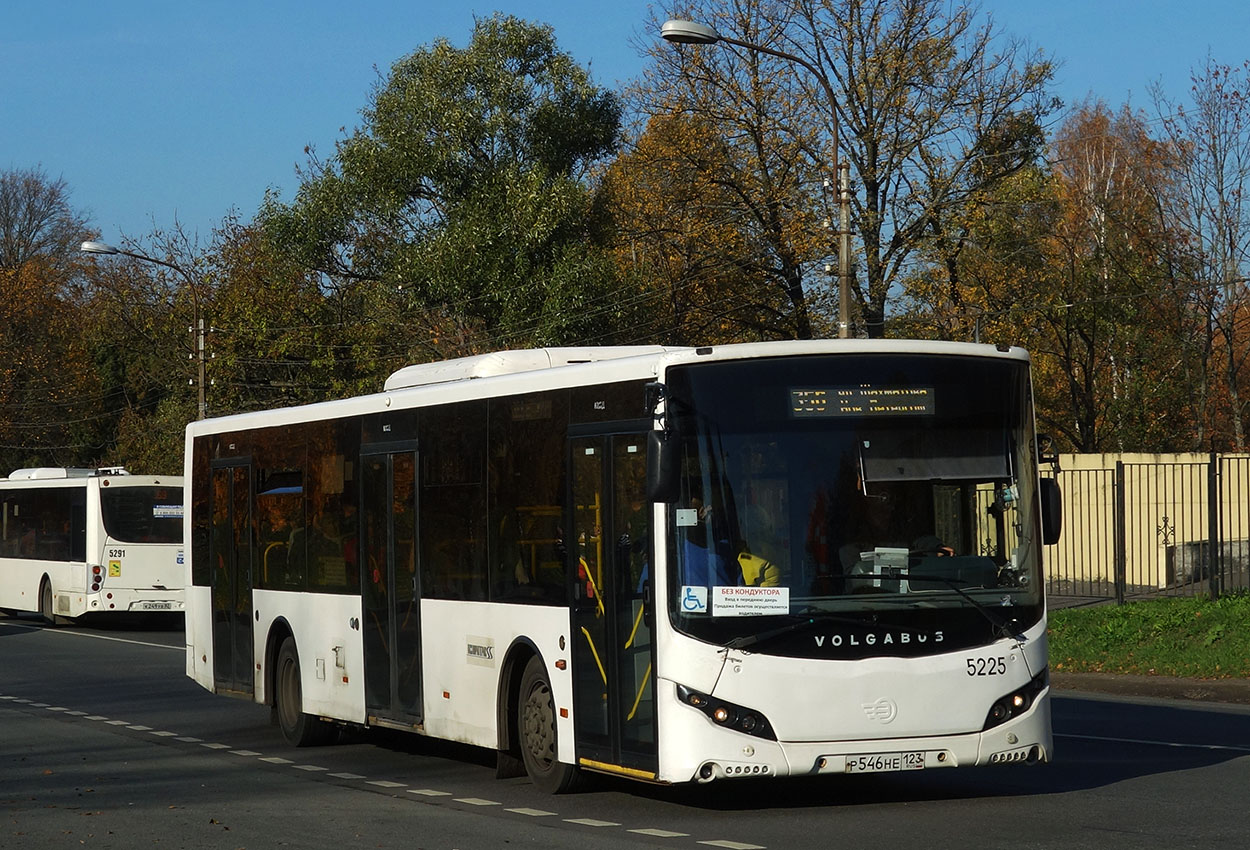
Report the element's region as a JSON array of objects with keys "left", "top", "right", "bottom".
[
  {"left": 39, "top": 579, "right": 69, "bottom": 626},
  {"left": 518, "top": 656, "right": 581, "bottom": 794},
  {"left": 275, "top": 636, "right": 333, "bottom": 747}
]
